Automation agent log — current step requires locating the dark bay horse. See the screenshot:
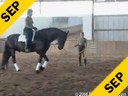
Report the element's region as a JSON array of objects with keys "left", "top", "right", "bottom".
[{"left": 1, "top": 28, "right": 69, "bottom": 73}]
